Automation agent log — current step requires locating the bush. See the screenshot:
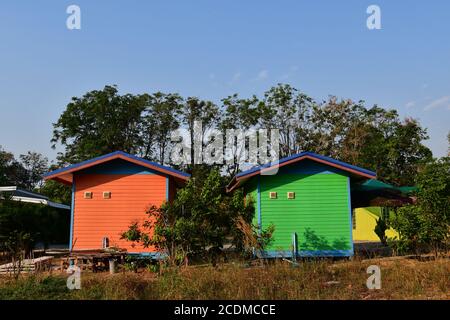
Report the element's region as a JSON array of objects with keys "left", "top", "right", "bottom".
[{"left": 390, "top": 158, "right": 450, "bottom": 255}]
